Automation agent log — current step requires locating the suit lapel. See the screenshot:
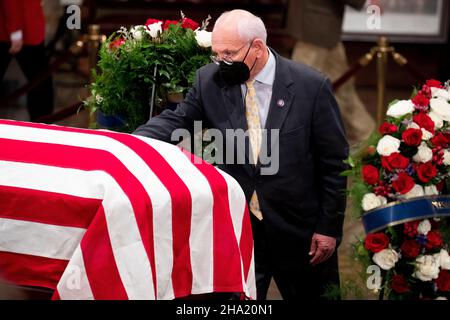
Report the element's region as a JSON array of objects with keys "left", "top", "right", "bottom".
[
  {"left": 220, "top": 52, "right": 295, "bottom": 173},
  {"left": 222, "top": 85, "right": 247, "bottom": 132},
  {"left": 264, "top": 53, "right": 295, "bottom": 157},
  {"left": 222, "top": 85, "right": 253, "bottom": 175}
]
